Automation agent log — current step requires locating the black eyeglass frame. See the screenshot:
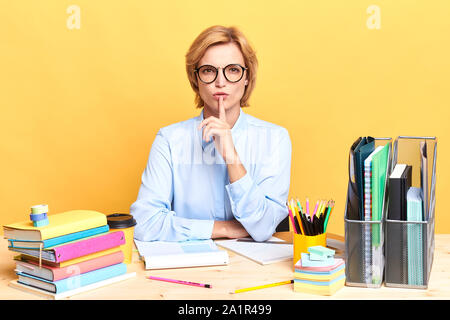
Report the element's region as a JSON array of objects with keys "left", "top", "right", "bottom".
[{"left": 194, "top": 64, "right": 248, "bottom": 84}]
